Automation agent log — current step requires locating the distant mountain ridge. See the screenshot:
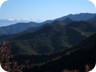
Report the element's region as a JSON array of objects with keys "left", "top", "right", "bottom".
[
  {"left": 0, "top": 13, "right": 96, "bottom": 36},
  {"left": 0, "top": 19, "right": 29, "bottom": 27},
  {"left": 0, "top": 22, "right": 41, "bottom": 36},
  {"left": 56, "top": 13, "right": 96, "bottom": 21}
]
